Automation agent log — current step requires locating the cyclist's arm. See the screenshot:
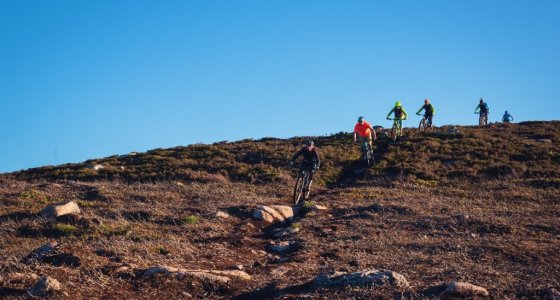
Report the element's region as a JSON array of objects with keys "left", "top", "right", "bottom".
[
  {"left": 291, "top": 149, "right": 303, "bottom": 162},
  {"left": 416, "top": 106, "right": 424, "bottom": 115},
  {"left": 386, "top": 108, "right": 394, "bottom": 119},
  {"left": 402, "top": 108, "right": 408, "bottom": 119},
  {"left": 475, "top": 105, "right": 480, "bottom": 113},
  {"left": 432, "top": 106, "right": 436, "bottom": 115},
  {"left": 313, "top": 150, "right": 321, "bottom": 168},
  {"left": 371, "top": 127, "right": 377, "bottom": 140},
  {"left": 353, "top": 132, "right": 358, "bottom": 142},
  {"left": 511, "top": 115, "right": 514, "bottom": 121}
]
